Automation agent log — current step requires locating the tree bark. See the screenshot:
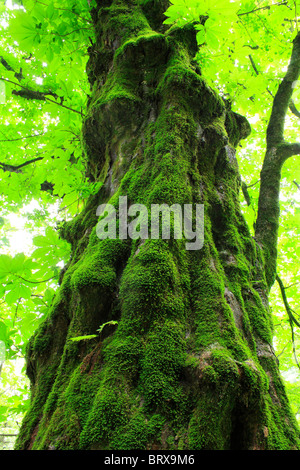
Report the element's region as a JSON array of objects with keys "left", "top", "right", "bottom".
[{"left": 15, "top": 0, "right": 300, "bottom": 450}]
